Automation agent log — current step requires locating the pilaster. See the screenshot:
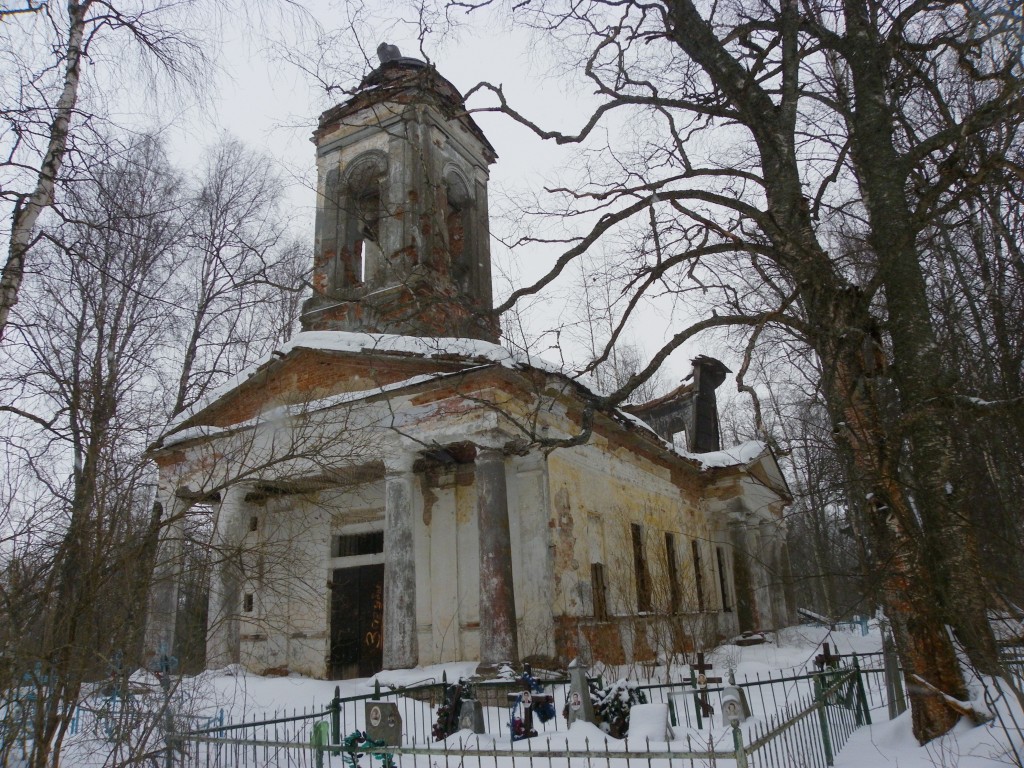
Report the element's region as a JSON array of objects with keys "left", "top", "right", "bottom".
[
  {"left": 476, "top": 447, "right": 519, "bottom": 665},
  {"left": 383, "top": 454, "right": 419, "bottom": 669},
  {"left": 206, "top": 484, "right": 251, "bottom": 668}
]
